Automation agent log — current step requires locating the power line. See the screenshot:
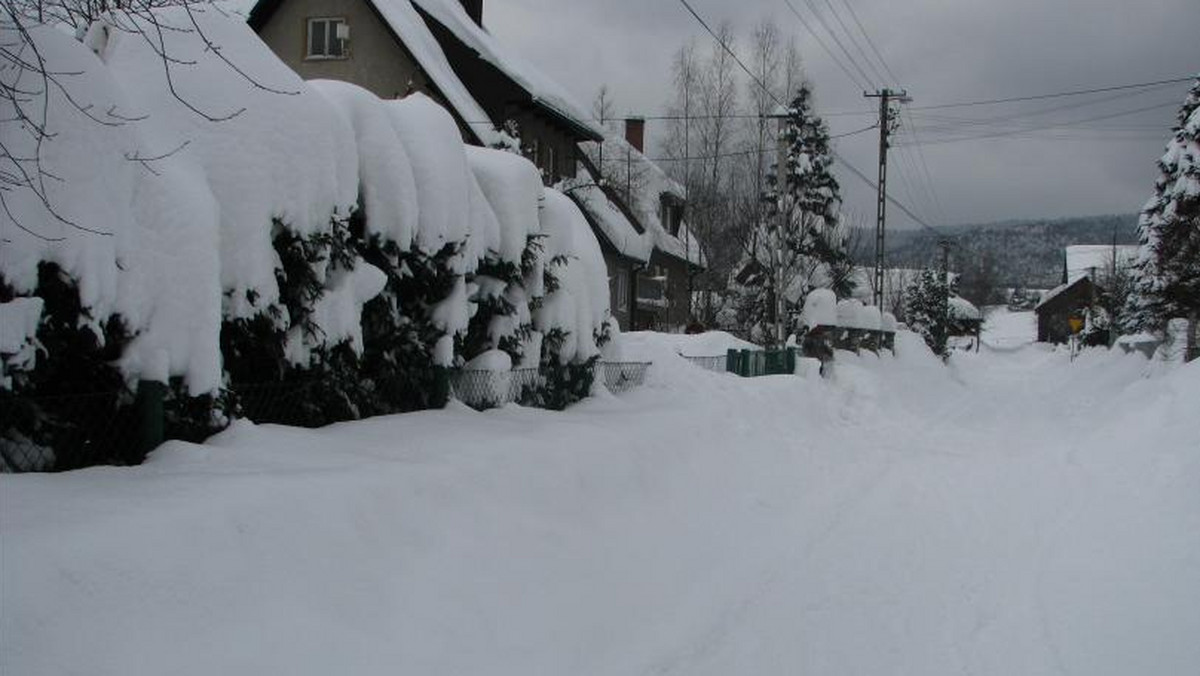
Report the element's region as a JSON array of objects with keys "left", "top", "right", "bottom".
[
  {"left": 895, "top": 99, "right": 1180, "bottom": 146},
  {"left": 904, "top": 80, "right": 1183, "bottom": 133},
  {"left": 811, "top": 0, "right": 883, "bottom": 87},
  {"left": 909, "top": 76, "right": 1195, "bottom": 111},
  {"left": 779, "top": 0, "right": 872, "bottom": 92},
  {"left": 648, "top": 123, "right": 878, "bottom": 163},
  {"left": 838, "top": 0, "right": 899, "bottom": 85},
  {"left": 806, "top": 0, "right": 883, "bottom": 86},
  {"left": 675, "top": 0, "right": 942, "bottom": 236},
  {"left": 822, "top": 0, "right": 890, "bottom": 87}
]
